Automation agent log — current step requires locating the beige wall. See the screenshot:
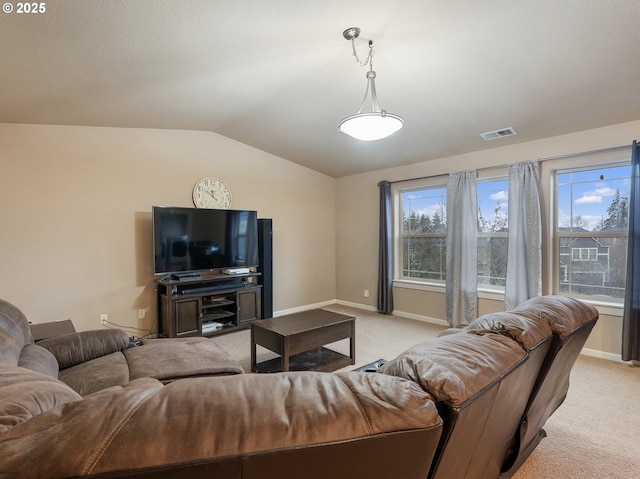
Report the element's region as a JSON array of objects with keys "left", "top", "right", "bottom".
[
  {"left": 336, "top": 119, "right": 640, "bottom": 359},
  {"left": 0, "top": 123, "right": 336, "bottom": 332}
]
